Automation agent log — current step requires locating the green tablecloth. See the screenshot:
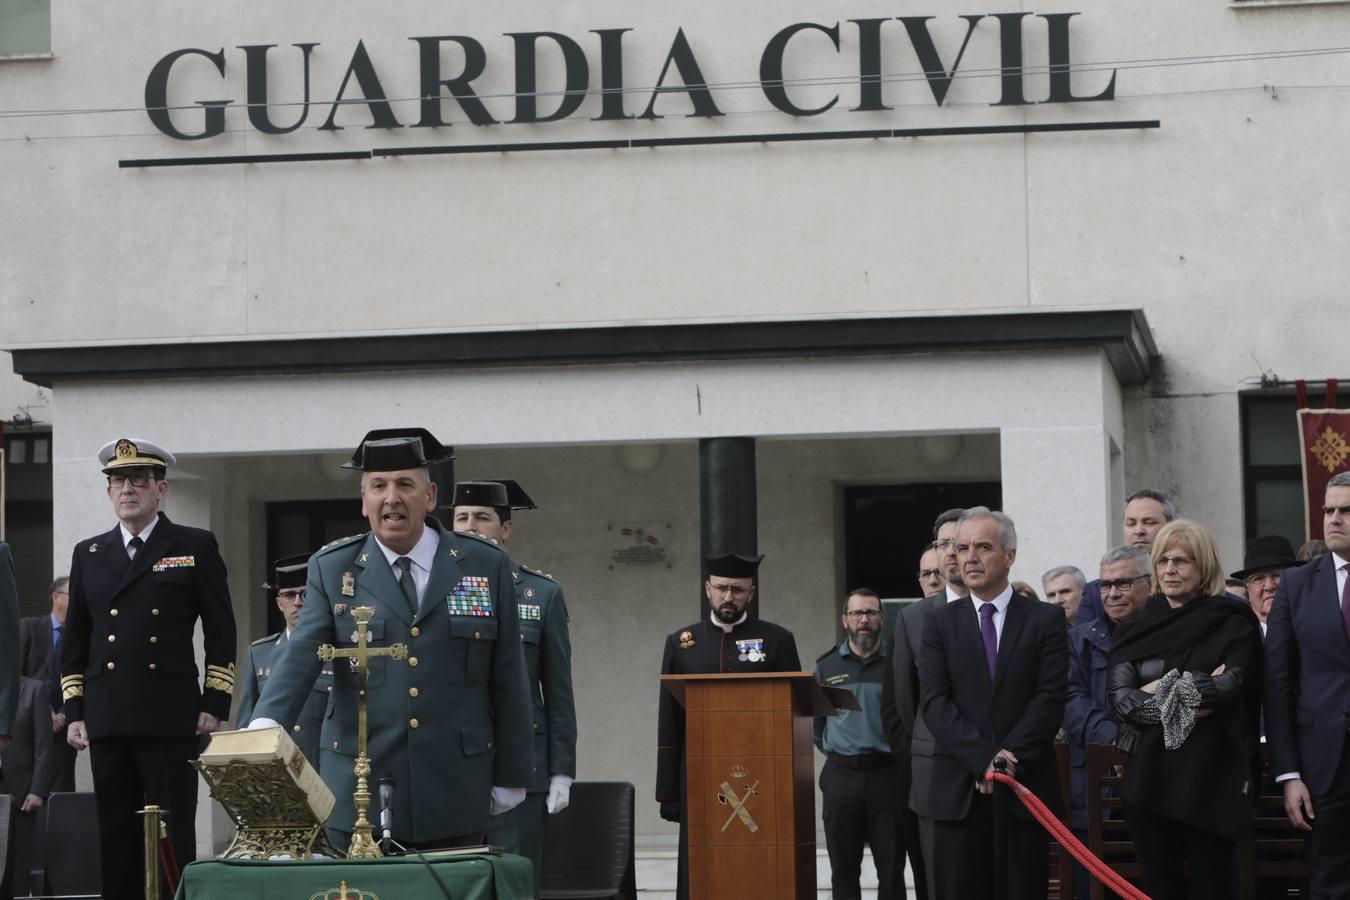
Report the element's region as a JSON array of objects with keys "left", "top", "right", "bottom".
[{"left": 175, "top": 852, "right": 534, "bottom": 900}]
